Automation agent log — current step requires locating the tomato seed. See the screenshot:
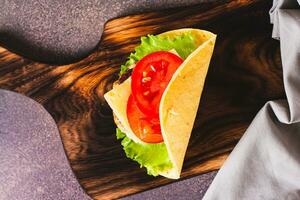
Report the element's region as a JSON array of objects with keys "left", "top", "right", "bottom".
[
  {"left": 142, "top": 77, "right": 151, "bottom": 83},
  {"left": 150, "top": 65, "right": 156, "bottom": 72}
]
